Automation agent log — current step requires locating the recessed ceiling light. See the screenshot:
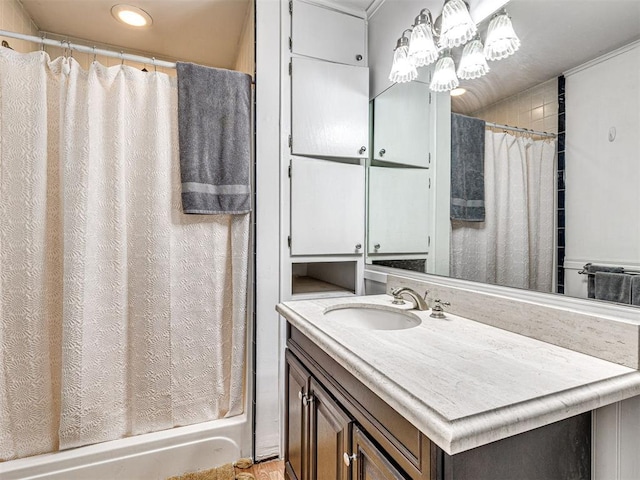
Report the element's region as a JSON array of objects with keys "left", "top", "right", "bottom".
[
  {"left": 111, "top": 4, "right": 153, "bottom": 27},
  {"left": 450, "top": 87, "right": 467, "bottom": 96}
]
